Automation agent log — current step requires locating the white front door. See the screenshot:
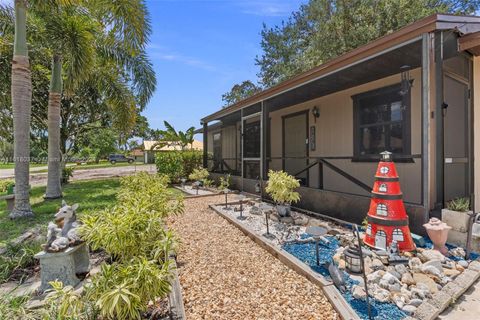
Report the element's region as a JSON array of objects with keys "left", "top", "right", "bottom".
[{"left": 375, "top": 230, "right": 387, "bottom": 250}]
